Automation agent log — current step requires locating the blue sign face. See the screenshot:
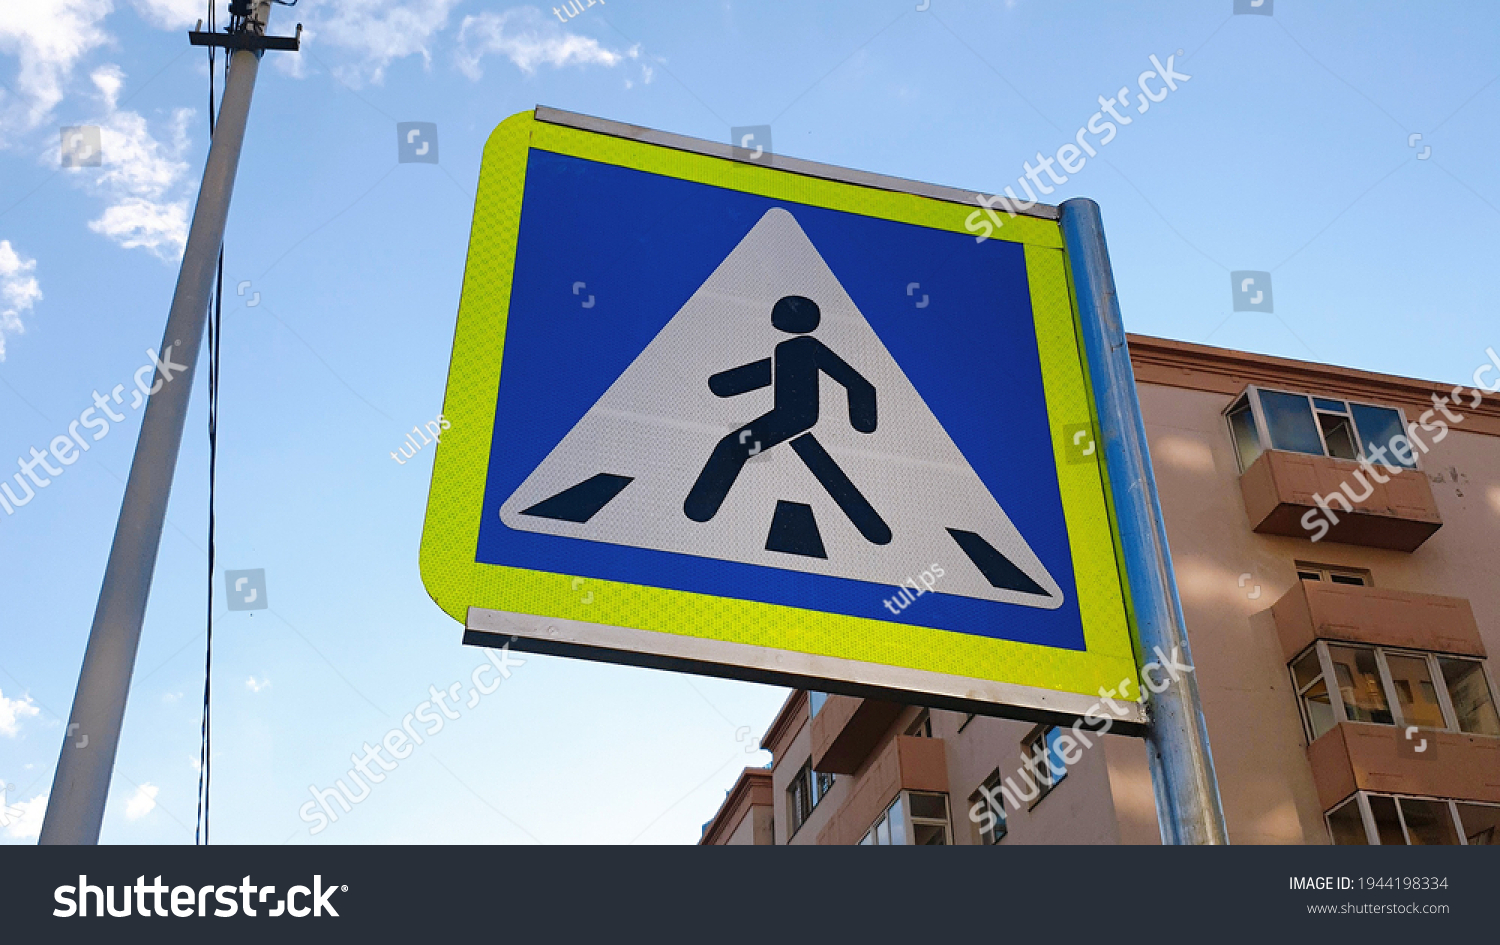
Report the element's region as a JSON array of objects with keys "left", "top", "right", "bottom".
[{"left": 473, "top": 149, "right": 1085, "bottom": 651}]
